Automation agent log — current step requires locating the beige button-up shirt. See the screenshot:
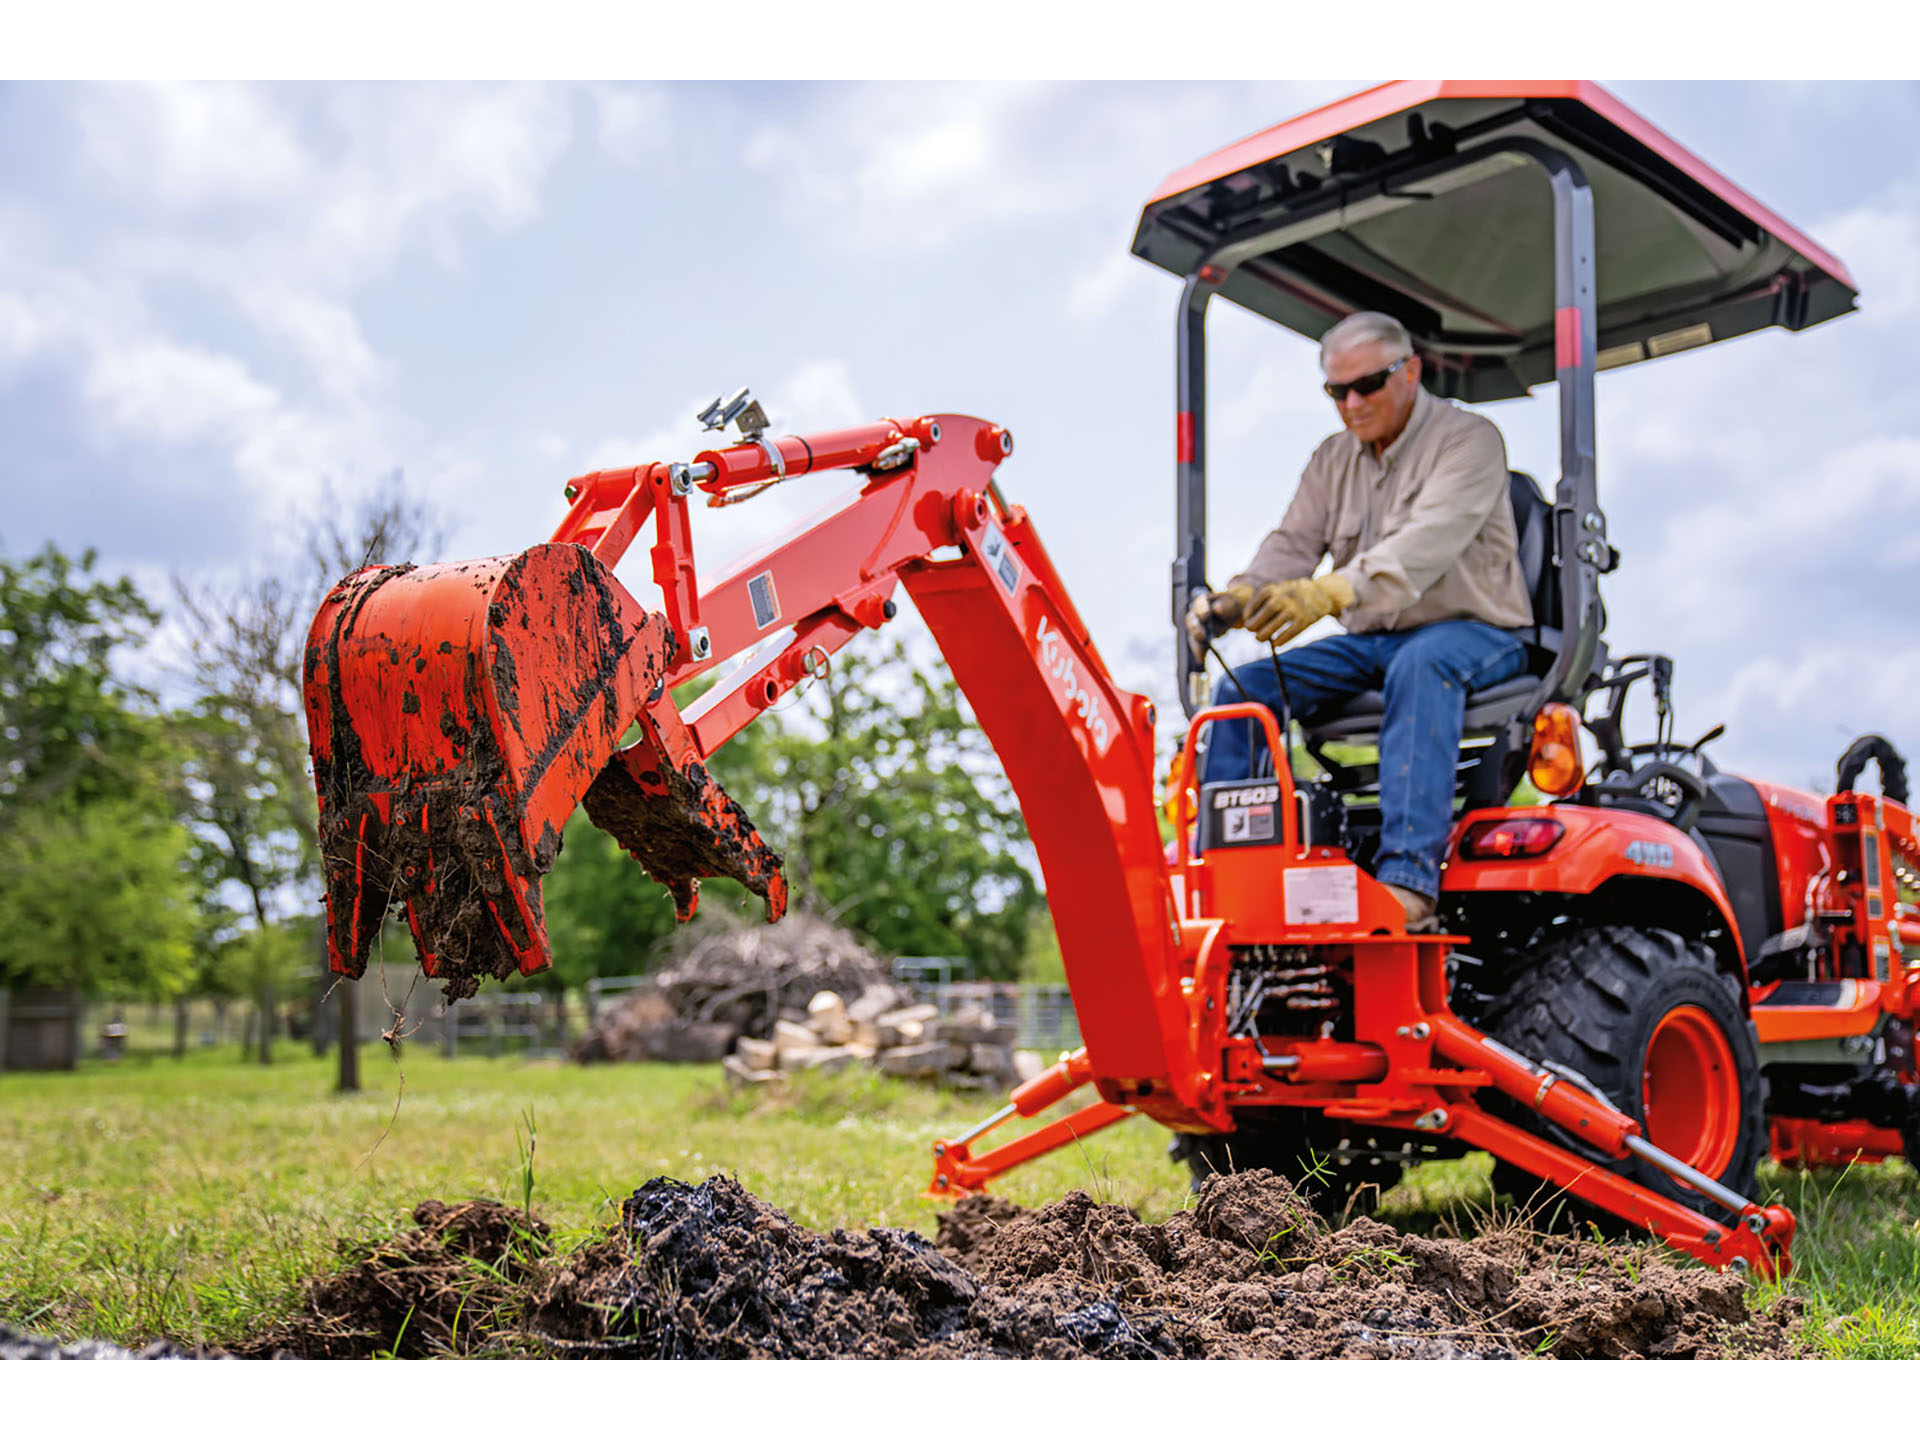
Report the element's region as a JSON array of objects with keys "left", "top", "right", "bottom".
[{"left": 1229, "top": 386, "right": 1532, "bottom": 635}]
